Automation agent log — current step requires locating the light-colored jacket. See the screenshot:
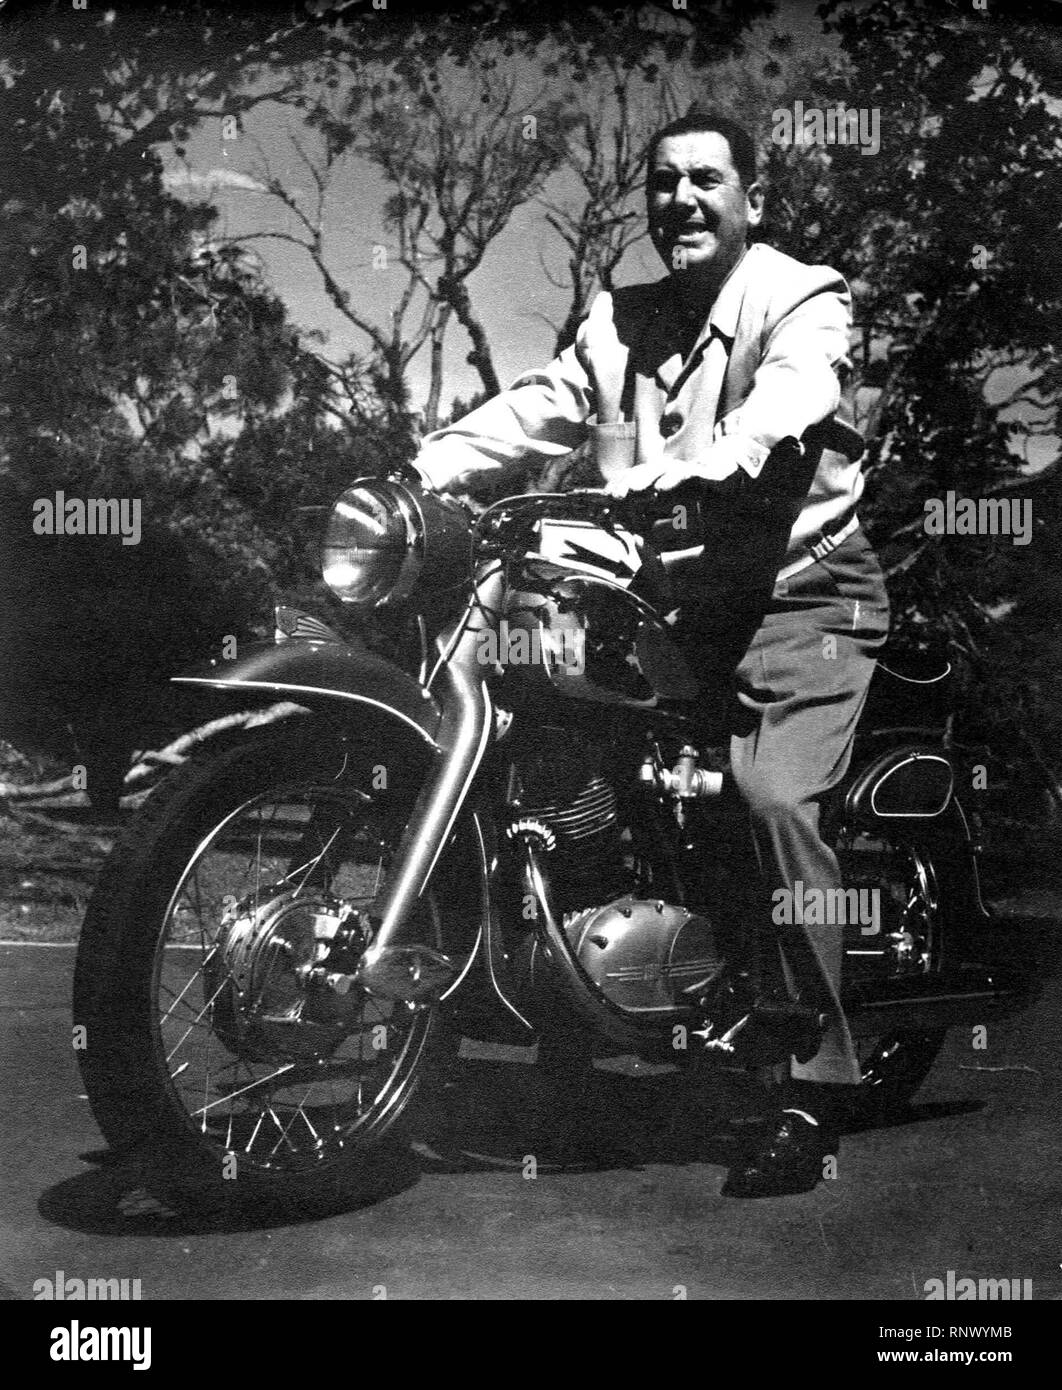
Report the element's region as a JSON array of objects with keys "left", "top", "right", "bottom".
[{"left": 417, "top": 243, "right": 865, "bottom": 571}]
